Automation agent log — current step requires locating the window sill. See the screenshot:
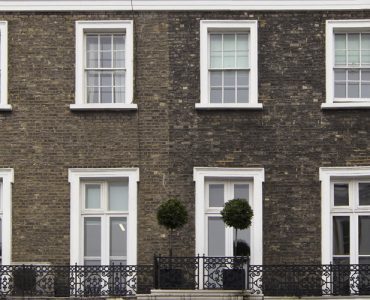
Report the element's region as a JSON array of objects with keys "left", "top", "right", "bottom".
[
  {"left": 70, "top": 103, "right": 138, "bottom": 111},
  {"left": 195, "top": 103, "right": 263, "bottom": 110},
  {"left": 0, "top": 104, "right": 12, "bottom": 111},
  {"left": 321, "top": 102, "right": 370, "bottom": 110}
]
